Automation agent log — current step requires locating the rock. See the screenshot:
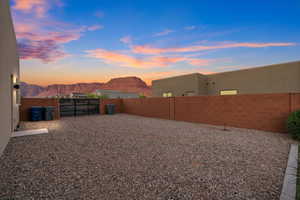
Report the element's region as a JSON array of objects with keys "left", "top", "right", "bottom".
[
  {"left": 20, "top": 76, "right": 152, "bottom": 97},
  {"left": 20, "top": 82, "right": 44, "bottom": 97}
]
